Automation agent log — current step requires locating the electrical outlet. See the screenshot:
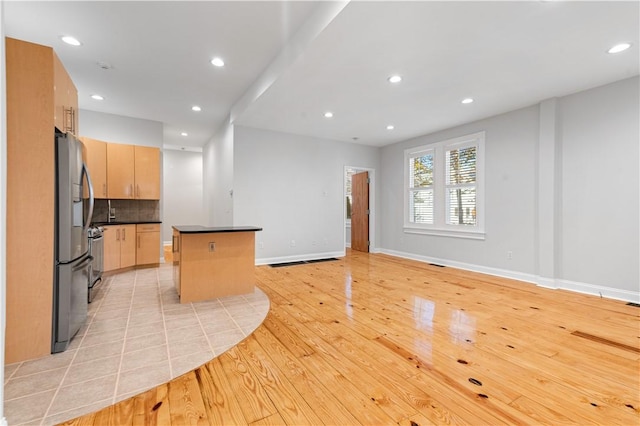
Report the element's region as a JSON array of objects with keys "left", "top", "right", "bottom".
[
  {"left": 507, "top": 250, "right": 513, "bottom": 260},
  {"left": 290, "top": 240, "right": 296, "bottom": 247},
  {"left": 258, "top": 242, "right": 264, "bottom": 249}
]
